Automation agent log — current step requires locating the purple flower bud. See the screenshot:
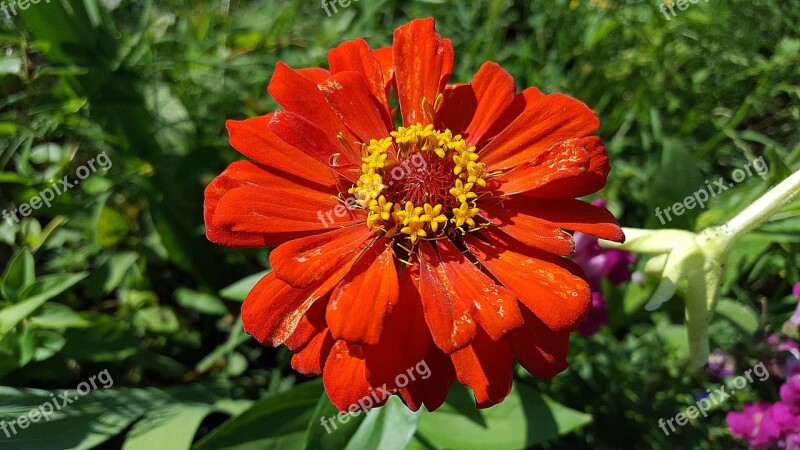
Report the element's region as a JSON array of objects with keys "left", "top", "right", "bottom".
[
  {"left": 707, "top": 348, "right": 736, "bottom": 378},
  {"left": 791, "top": 283, "right": 800, "bottom": 326},
  {"left": 577, "top": 292, "right": 608, "bottom": 337},
  {"left": 571, "top": 200, "right": 636, "bottom": 337}
]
